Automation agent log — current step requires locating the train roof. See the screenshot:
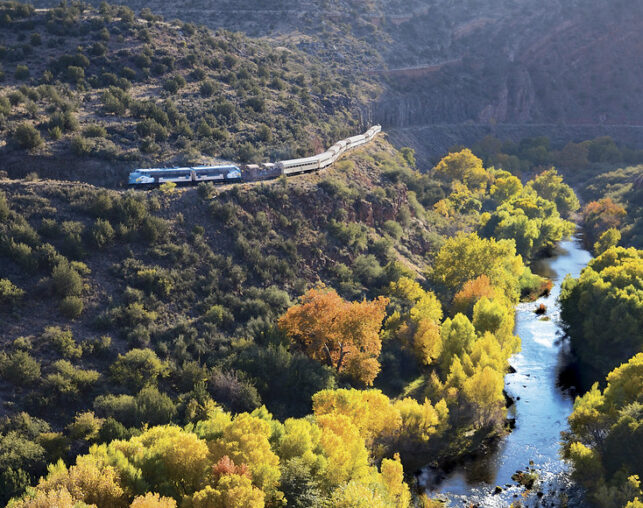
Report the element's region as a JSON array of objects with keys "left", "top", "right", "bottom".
[
  {"left": 130, "top": 167, "right": 191, "bottom": 173},
  {"left": 191, "top": 165, "right": 239, "bottom": 170},
  {"left": 280, "top": 155, "right": 321, "bottom": 165}
]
